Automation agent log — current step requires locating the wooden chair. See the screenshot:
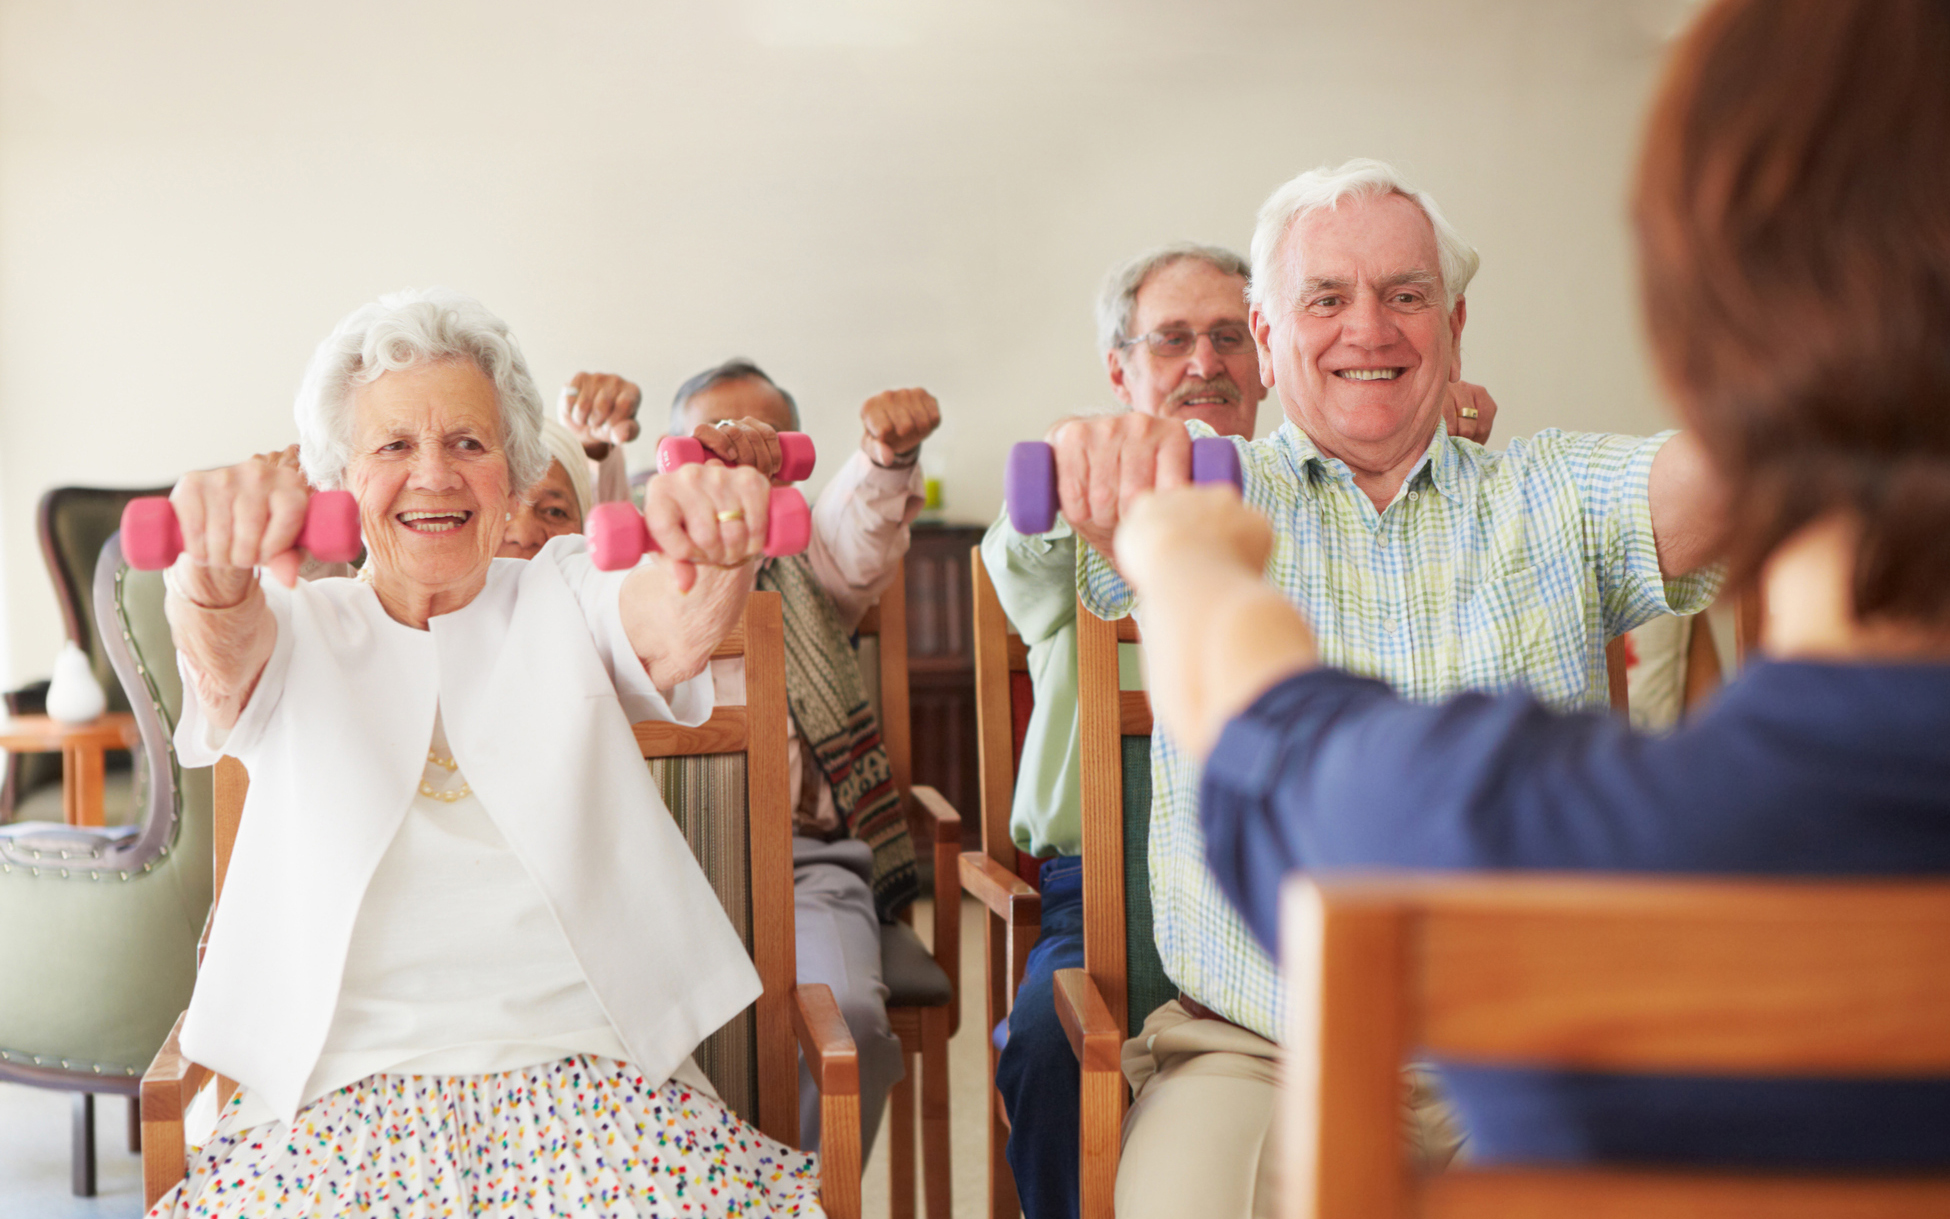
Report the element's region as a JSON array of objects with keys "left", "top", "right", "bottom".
[
  {"left": 1053, "top": 608, "right": 1639, "bottom": 1219},
  {"left": 1049, "top": 602, "right": 1173, "bottom": 1219},
  {"left": 141, "top": 591, "right": 865, "bottom": 1218},
  {"left": 854, "top": 561, "right": 964, "bottom": 1219},
  {"left": 958, "top": 546, "right": 1044, "bottom": 1219},
  {"left": 1280, "top": 873, "right": 1950, "bottom": 1219}
]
